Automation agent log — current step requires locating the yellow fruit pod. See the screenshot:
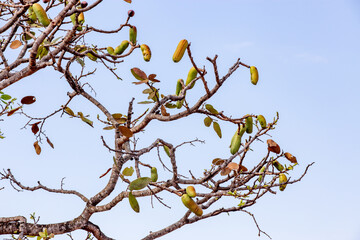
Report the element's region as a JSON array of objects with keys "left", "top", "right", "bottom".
[
  {"left": 107, "top": 46, "right": 115, "bottom": 55},
  {"left": 250, "top": 66, "right": 259, "bottom": 85},
  {"left": 129, "top": 26, "right": 137, "bottom": 44},
  {"left": 114, "top": 40, "right": 129, "bottom": 55},
  {"left": 172, "top": 39, "right": 188, "bottom": 63},
  {"left": 185, "top": 67, "right": 198, "bottom": 89},
  {"left": 140, "top": 44, "right": 151, "bottom": 62},
  {"left": 186, "top": 186, "right": 196, "bottom": 198},
  {"left": 78, "top": 12, "right": 85, "bottom": 24},
  {"left": 32, "top": 3, "right": 50, "bottom": 27},
  {"left": 257, "top": 115, "right": 267, "bottom": 129},
  {"left": 150, "top": 167, "right": 158, "bottom": 182},
  {"left": 279, "top": 173, "right": 287, "bottom": 191},
  {"left": 181, "top": 194, "right": 203, "bottom": 216},
  {"left": 245, "top": 116, "right": 253, "bottom": 134}
]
